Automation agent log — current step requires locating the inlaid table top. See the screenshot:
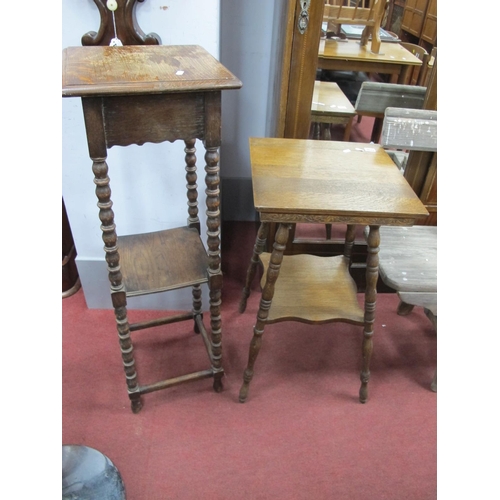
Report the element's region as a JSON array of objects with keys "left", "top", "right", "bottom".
[
  {"left": 62, "top": 45, "right": 242, "bottom": 97},
  {"left": 318, "top": 39, "right": 422, "bottom": 66},
  {"left": 249, "top": 137, "right": 428, "bottom": 224}
]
